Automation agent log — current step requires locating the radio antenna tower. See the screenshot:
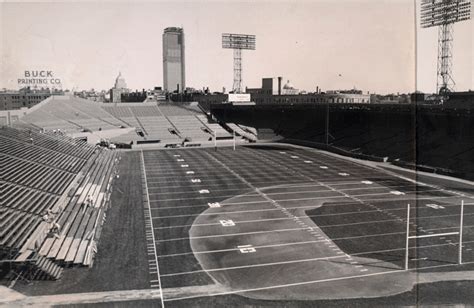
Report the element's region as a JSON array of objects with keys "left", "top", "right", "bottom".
[
  {"left": 222, "top": 33, "right": 256, "bottom": 93},
  {"left": 420, "top": 0, "right": 471, "bottom": 96}
]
